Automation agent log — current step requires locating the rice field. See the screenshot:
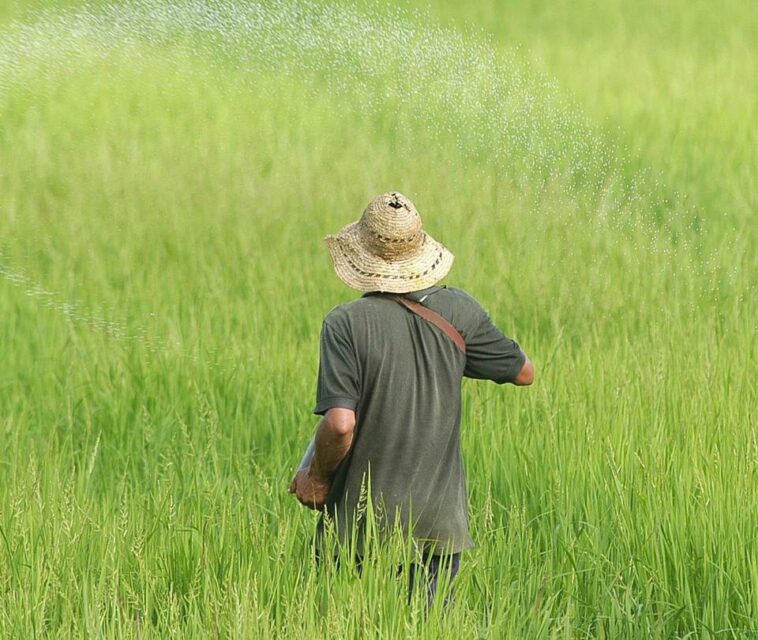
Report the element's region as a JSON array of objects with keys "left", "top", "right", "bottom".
[{"left": 0, "top": 0, "right": 755, "bottom": 637}]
